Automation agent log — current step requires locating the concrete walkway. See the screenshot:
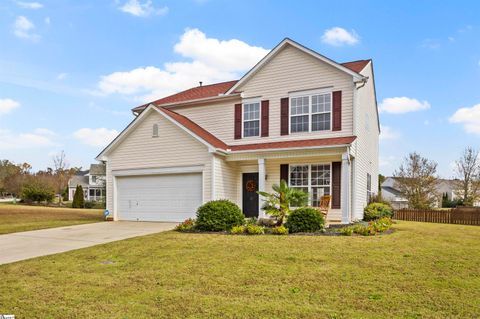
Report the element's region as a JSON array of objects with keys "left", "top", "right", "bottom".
[{"left": 0, "top": 221, "right": 177, "bottom": 265}]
